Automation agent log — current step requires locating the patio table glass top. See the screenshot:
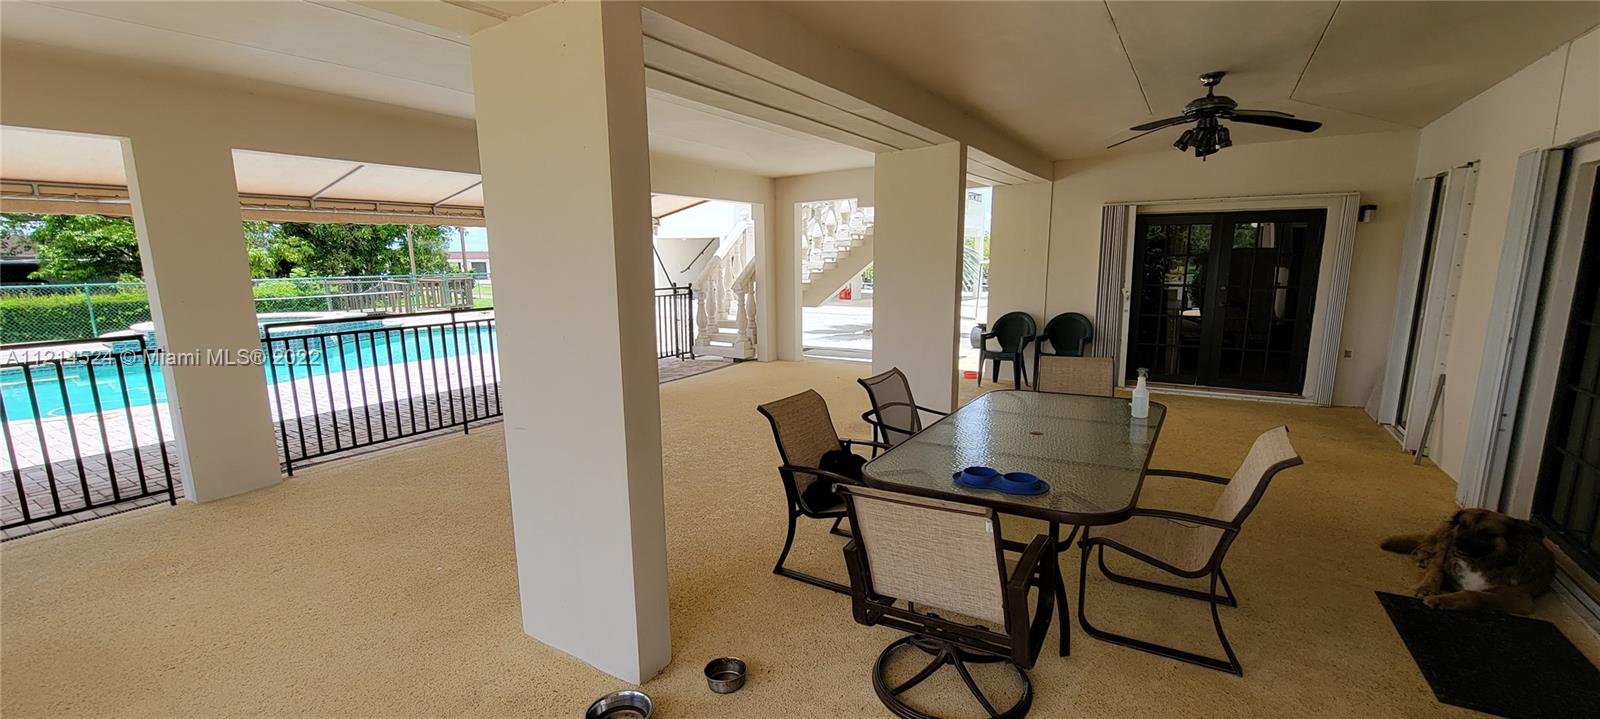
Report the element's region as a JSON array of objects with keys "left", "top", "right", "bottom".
[{"left": 862, "top": 390, "right": 1166, "bottom": 525}]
